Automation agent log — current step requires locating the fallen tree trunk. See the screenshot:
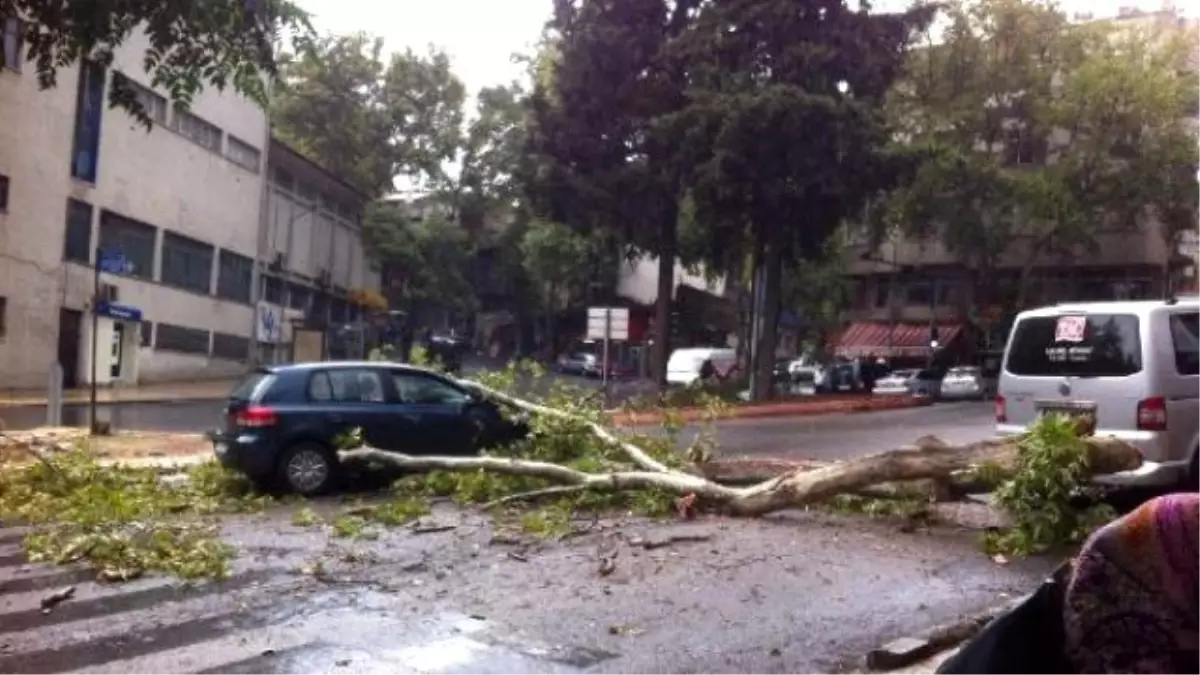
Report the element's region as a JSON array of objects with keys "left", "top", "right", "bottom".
[
  {"left": 340, "top": 432, "right": 1142, "bottom": 518},
  {"left": 340, "top": 380, "right": 1143, "bottom": 517}
]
